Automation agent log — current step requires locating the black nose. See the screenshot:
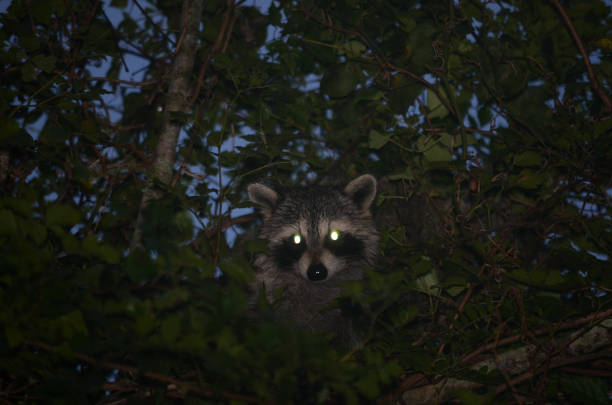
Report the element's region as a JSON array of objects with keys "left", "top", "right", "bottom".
[{"left": 307, "top": 263, "right": 328, "bottom": 281}]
